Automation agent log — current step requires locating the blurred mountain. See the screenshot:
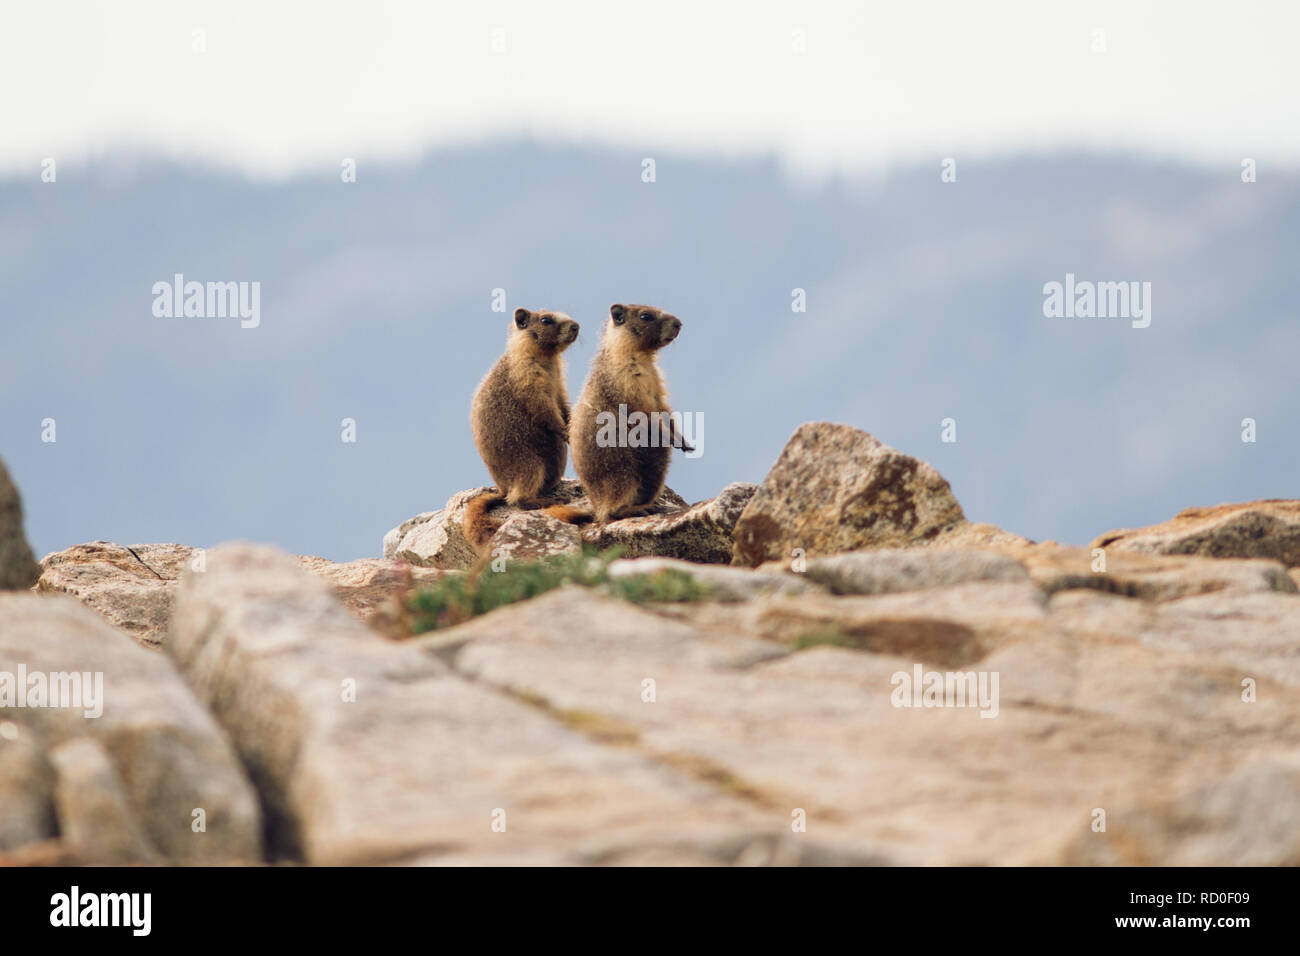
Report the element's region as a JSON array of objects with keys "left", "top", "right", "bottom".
[{"left": 1, "top": 143, "right": 1296, "bottom": 561}]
